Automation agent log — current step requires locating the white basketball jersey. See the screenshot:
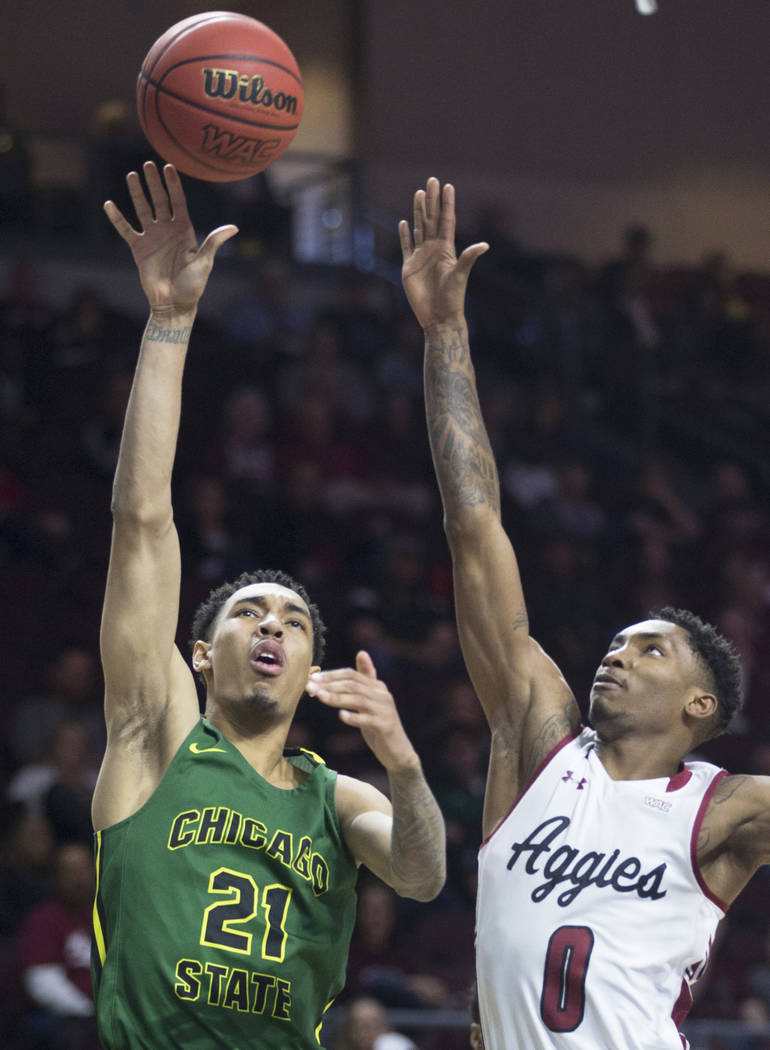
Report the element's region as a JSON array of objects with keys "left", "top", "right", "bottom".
[{"left": 476, "top": 728, "right": 727, "bottom": 1050}]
